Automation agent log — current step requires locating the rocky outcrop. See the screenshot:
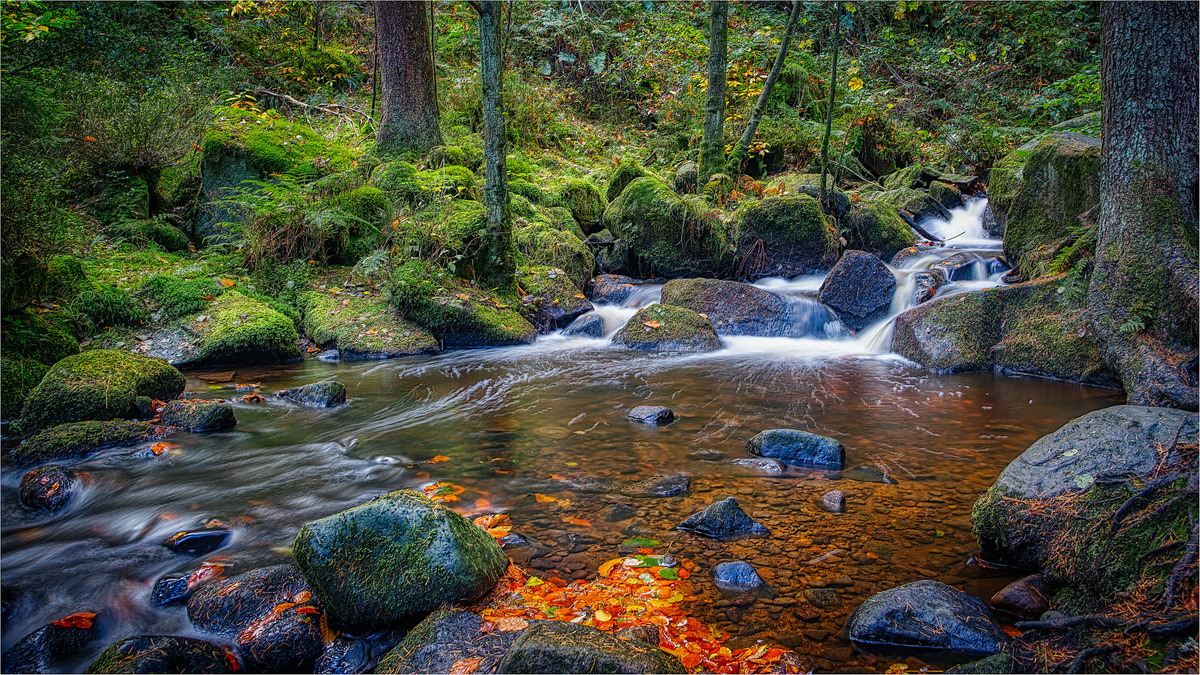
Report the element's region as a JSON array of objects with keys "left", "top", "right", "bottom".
[
  {"left": 660, "top": 278, "right": 791, "bottom": 336},
  {"left": 300, "top": 292, "right": 439, "bottom": 359},
  {"left": 602, "top": 177, "right": 732, "bottom": 278},
  {"left": 732, "top": 196, "right": 841, "bottom": 279},
  {"left": 847, "top": 580, "right": 1008, "bottom": 656},
  {"left": 818, "top": 251, "right": 897, "bottom": 331}
]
